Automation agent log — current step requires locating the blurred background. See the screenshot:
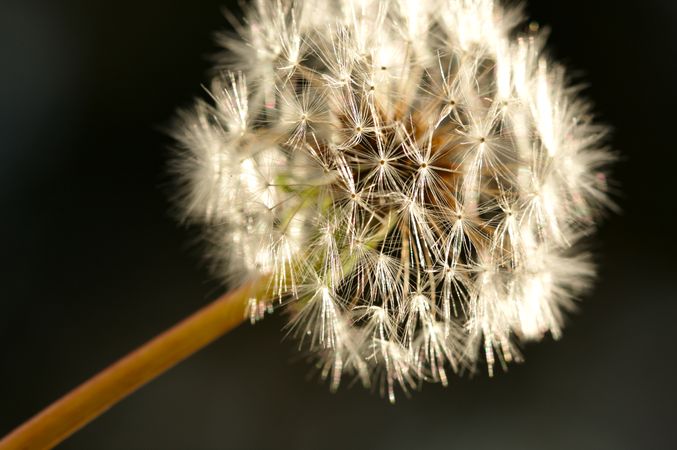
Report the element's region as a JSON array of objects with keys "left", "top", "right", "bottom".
[{"left": 1, "top": 0, "right": 676, "bottom": 449}]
